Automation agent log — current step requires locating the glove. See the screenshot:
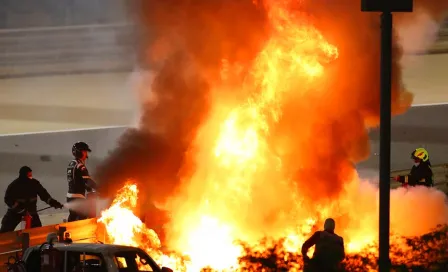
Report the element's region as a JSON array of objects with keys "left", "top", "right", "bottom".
[{"left": 49, "top": 199, "right": 64, "bottom": 209}]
